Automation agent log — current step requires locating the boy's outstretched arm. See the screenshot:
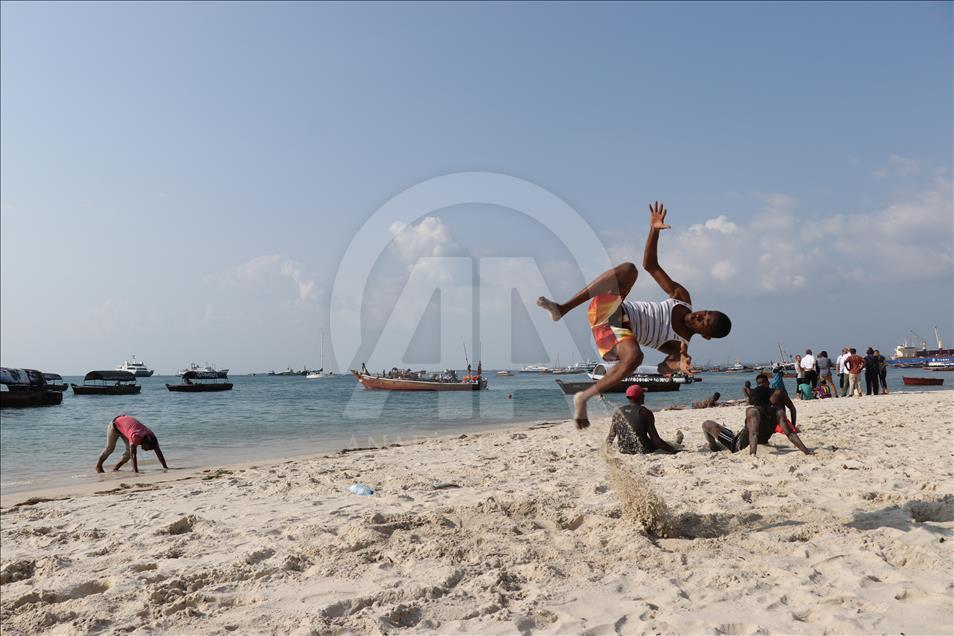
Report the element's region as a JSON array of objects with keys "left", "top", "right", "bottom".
[{"left": 643, "top": 202, "right": 690, "bottom": 303}]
